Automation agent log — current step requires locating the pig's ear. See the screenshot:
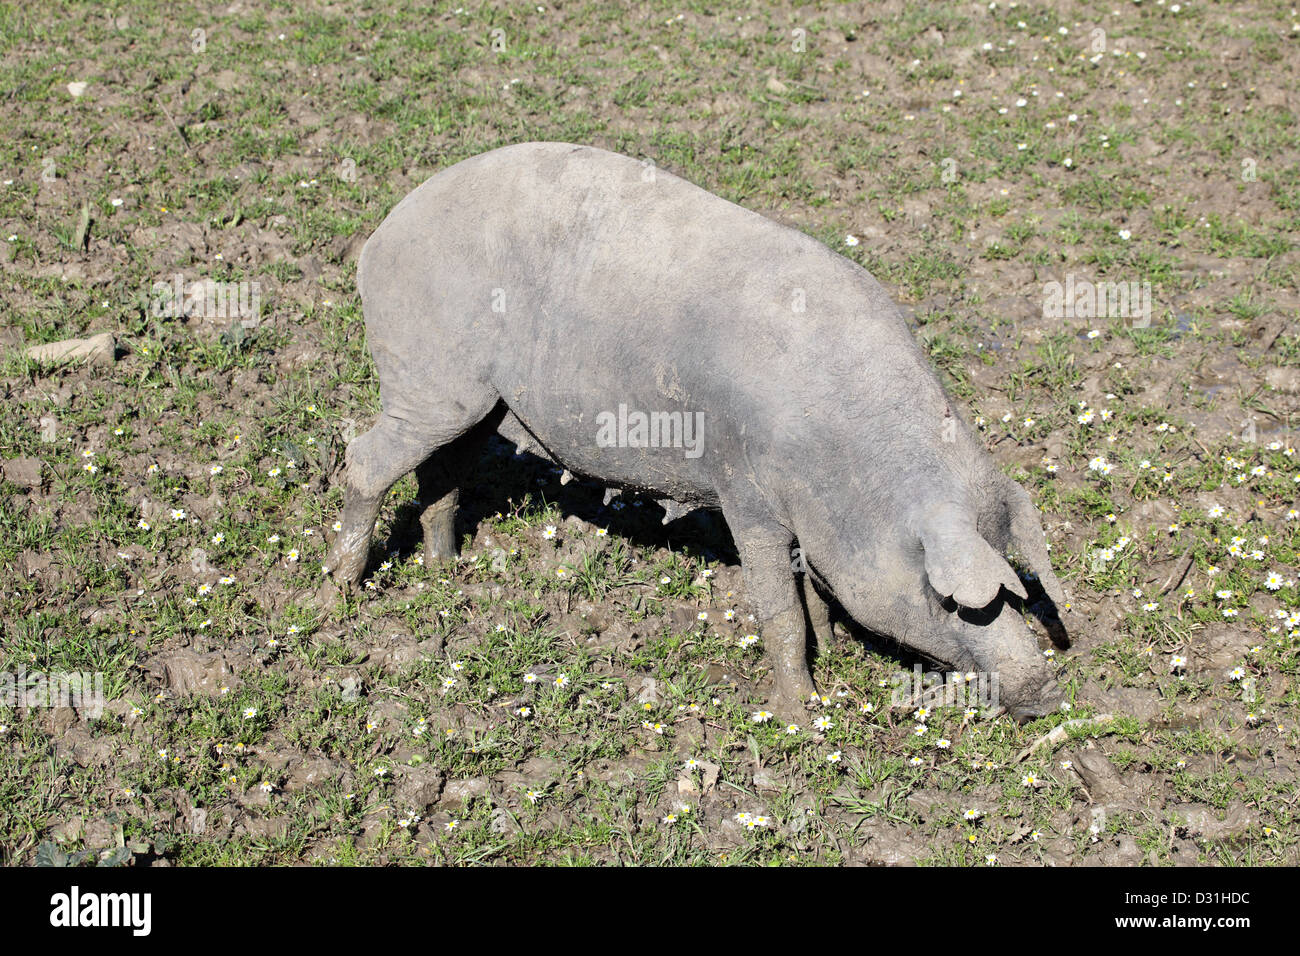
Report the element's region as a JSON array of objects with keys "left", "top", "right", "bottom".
[
  {"left": 921, "top": 514, "right": 1029, "bottom": 609},
  {"left": 1002, "top": 482, "right": 1066, "bottom": 607}
]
